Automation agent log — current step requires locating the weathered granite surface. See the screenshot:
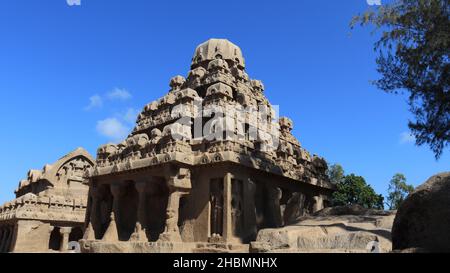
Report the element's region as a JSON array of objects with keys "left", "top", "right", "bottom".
[
  {"left": 392, "top": 172, "right": 450, "bottom": 253},
  {"left": 251, "top": 205, "right": 395, "bottom": 253}
]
